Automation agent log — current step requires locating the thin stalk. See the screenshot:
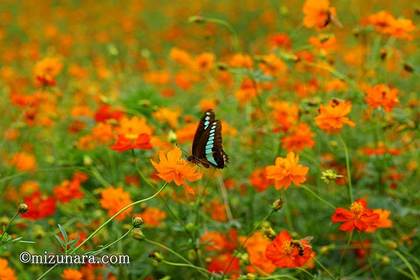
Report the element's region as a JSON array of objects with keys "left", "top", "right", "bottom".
[
  {"left": 301, "top": 185, "right": 336, "bottom": 209},
  {"left": 36, "top": 183, "right": 167, "bottom": 280},
  {"left": 339, "top": 135, "right": 353, "bottom": 203}
]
